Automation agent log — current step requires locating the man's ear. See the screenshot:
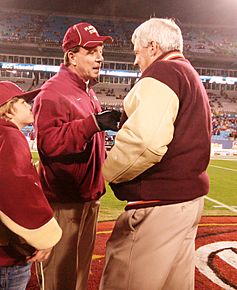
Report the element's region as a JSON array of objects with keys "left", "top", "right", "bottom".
[
  {"left": 149, "top": 41, "right": 161, "bottom": 57},
  {"left": 68, "top": 51, "right": 77, "bottom": 66}
]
